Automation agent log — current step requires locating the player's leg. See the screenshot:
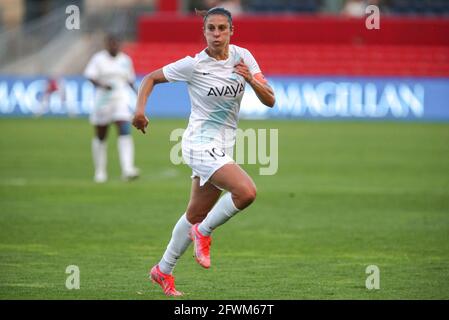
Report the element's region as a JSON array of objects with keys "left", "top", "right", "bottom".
[
  {"left": 186, "top": 177, "right": 223, "bottom": 224},
  {"left": 198, "top": 162, "right": 256, "bottom": 234},
  {"left": 157, "top": 178, "right": 221, "bottom": 275},
  {"left": 191, "top": 163, "right": 257, "bottom": 268},
  {"left": 115, "top": 120, "right": 140, "bottom": 180},
  {"left": 151, "top": 178, "right": 221, "bottom": 296},
  {"left": 92, "top": 125, "right": 109, "bottom": 183}
]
